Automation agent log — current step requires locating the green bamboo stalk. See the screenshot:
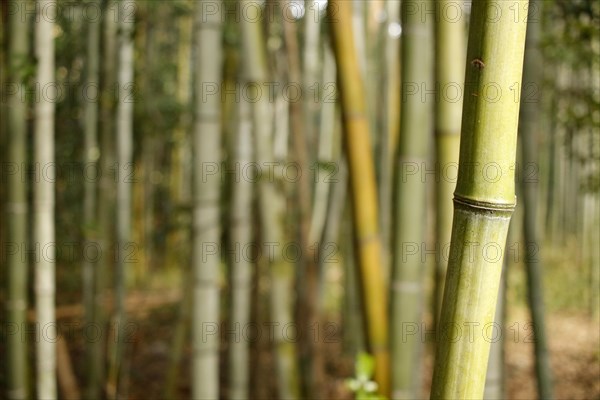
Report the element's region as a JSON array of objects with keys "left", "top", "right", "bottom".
[
  {"left": 483, "top": 223, "right": 513, "bottom": 400},
  {"left": 239, "top": 3, "right": 300, "bottom": 398},
  {"left": 96, "top": 0, "right": 118, "bottom": 395},
  {"left": 341, "top": 183, "right": 365, "bottom": 358},
  {"left": 166, "top": 0, "right": 193, "bottom": 271},
  {"left": 391, "top": 1, "right": 433, "bottom": 398},
  {"left": 379, "top": 0, "right": 400, "bottom": 281},
  {"left": 34, "top": 1, "right": 57, "bottom": 398},
  {"left": 315, "top": 43, "right": 340, "bottom": 307},
  {"left": 109, "top": 0, "right": 135, "bottom": 397},
  {"left": 519, "top": 1, "right": 554, "bottom": 396},
  {"left": 5, "top": 1, "right": 29, "bottom": 398},
  {"left": 482, "top": 267, "right": 506, "bottom": 400},
  {"left": 430, "top": 1, "right": 529, "bottom": 398},
  {"left": 308, "top": 18, "right": 334, "bottom": 248},
  {"left": 83, "top": 1, "right": 101, "bottom": 398},
  {"left": 544, "top": 96, "right": 557, "bottom": 240},
  {"left": 329, "top": 0, "right": 390, "bottom": 395},
  {"left": 192, "top": 0, "right": 223, "bottom": 398},
  {"left": 228, "top": 91, "right": 254, "bottom": 400},
  {"left": 96, "top": 0, "right": 117, "bottom": 396},
  {"left": 303, "top": 0, "right": 321, "bottom": 158},
  {"left": 434, "top": 0, "right": 465, "bottom": 325}
]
